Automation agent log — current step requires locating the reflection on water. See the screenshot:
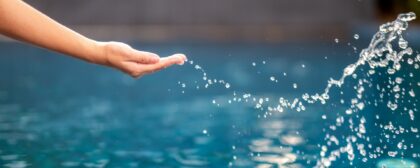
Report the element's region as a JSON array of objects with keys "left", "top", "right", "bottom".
[
  {"left": 0, "top": 93, "right": 327, "bottom": 167},
  {"left": 247, "top": 104, "right": 325, "bottom": 168},
  {"left": 251, "top": 121, "right": 300, "bottom": 167}
]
